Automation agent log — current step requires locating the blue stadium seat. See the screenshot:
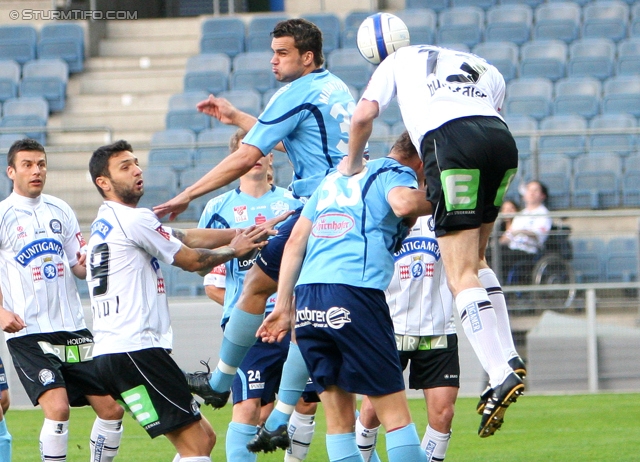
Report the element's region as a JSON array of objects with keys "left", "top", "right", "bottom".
[
  {"left": 622, "top": 167, "right": 640, "bottom": 206},
  {"left": 572, "top": 153, "right": 620, "bottom": 209},
  {"left": 218, "top": 89, "right": 262, "bottom": 117},
  {"left": 436, "top": 7, "right": 485, "bottom": 48},
  {"left": 247, "top": 14, "right": 289, "bottom": 52},
  {"left": 571, "top": 237, "right": 606, "bottom": 282},
  {"left": 617, "top": 38, "right": 640, "bottom": 76},
  {"left": 200, "top": 17, "right": 245, "bottom": 57},
  {"left": 19, "top": 59, "right": 69, "bottom": 112},
  {"left": 407, "top": 0, "right": 449, "bottom": 12},
  {"left": 631, "top": 3, "right": 640, "bottom": 37},
  {"left": 533, "top": 2, "right": 581, "bottom": 43},
  {"left": 230, "top": 51, "right": 276, "bottom": 94},
  {"left": 180, "top": 167, "right": 239, "bottom": 221},
  {"left": 582, "top": 1, "right": 629, "bottom": 43},
  {"left": 0, "top": 96, "right": 48, "bottom": 144},
  {"left": 500, "top": 0, "right": 544, "bottom": 8},
  {"left": 436, "top": 42, "right": 471, "bottom": 52},
  {"left": 273, "top": 158, "right": 294, "bottom": 189},
  {"left": 148, "top": 128, "right": 196, "bottom": 172},
  {"left": 342, "top": 11, "right": 373, "bottom": 49},
  {"left": 484, "top": 4, "right": 532, "bottom": 45},
  {"left": 194, "top": 126, "right": 237, "bottom": 165},
  {"left": 37, "top": 24, "right": 84, "bottom": 73},
  {"left": 473, "top": 41, "right": 519, "bottom": 82},
  {"left": 588, "top": 114, "right": 636, "bottom": 158},
  {"left": 379, "top": 98, "right": 402, "bottom": 127},
  {"left": 0, "top": 25, "right": 37, "bottom": 64},
  {"left": 538, "top": 114, "right": 587, "bottom": 160},
  {"left": 0, "top": 132, "right": 27, "bottom": 152},
  {"left": 504, "top": 77, "right": 553, "bottom": 120},
  {"left": 519, "top": 40, "right": 567, "bottom": 82},
  {"left": 302, "top": 13, "right": 341, "bottom": 54},
  {"left": 184, "top": 53, "right": 230, "bottom": 95},
  {"left": 605, "top": 237, "right": 638, "bottom": 282},
  {"left": 136, "top": 166, "right": 180, "bottom": 212},
  {"left": 327, "top": 49, "right": 373, "bottom": 91},
  {"left": 567, "top": 38, "right": 616, "bottom": 81},
  {"left": 0, "top": 60, "right": 20, "bottom": 102},
  {"left": 505, "top": 115, "right": 537, "bottom": 186},
  {"left": 553, "top": 77, "right": 601, "bottom": 119},
  {"left": 166, "top": 91, "right": 211, "bottom": 133},
  {"left": 367, "top": 122, "right": 391, "bottom": 159},
  {"left": 602, "top": 76, "right": 640, "bottom": 117},
  {"left": 538, "top": 156, "right": 571, "bottom": 209},
  {"left": 451, "top": 0, "right": 496, "bottom": 10},
  {"left": 395, "top": 9, "right": 437, "bottom": 45}
]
